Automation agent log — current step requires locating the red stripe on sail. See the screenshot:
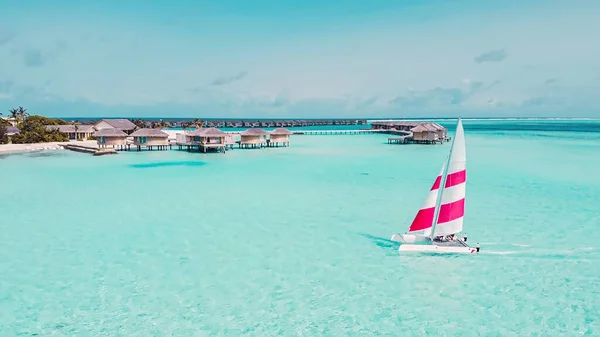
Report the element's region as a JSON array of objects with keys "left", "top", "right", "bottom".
[
  {"left": 444, "top": 170, "right": 466, "bottom": 188},
  {"left": 408, "top": 207, "right": 435, "bottom": 231},
  {"left": 430, "top": 169, "right": 466, "bottom": 190},
  {"left": 430, "top": 176, "right": 442, "bottom": 190},
  {"left": 436, "top": 198, "right": 465, "bottom": 224}
]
